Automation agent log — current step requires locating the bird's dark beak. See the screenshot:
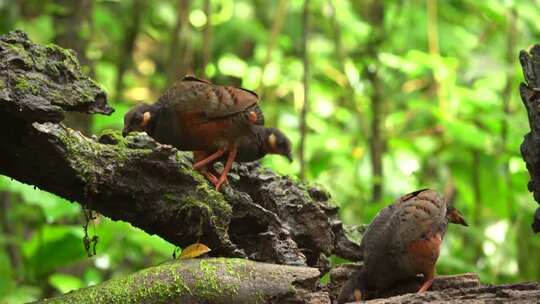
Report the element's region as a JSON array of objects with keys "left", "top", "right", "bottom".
[
  {"left": 286, "top": 152, "right": 293, "bottom": 163},
  {"left": 448, "top": 207, "right": 468, "bottom": 226}
]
